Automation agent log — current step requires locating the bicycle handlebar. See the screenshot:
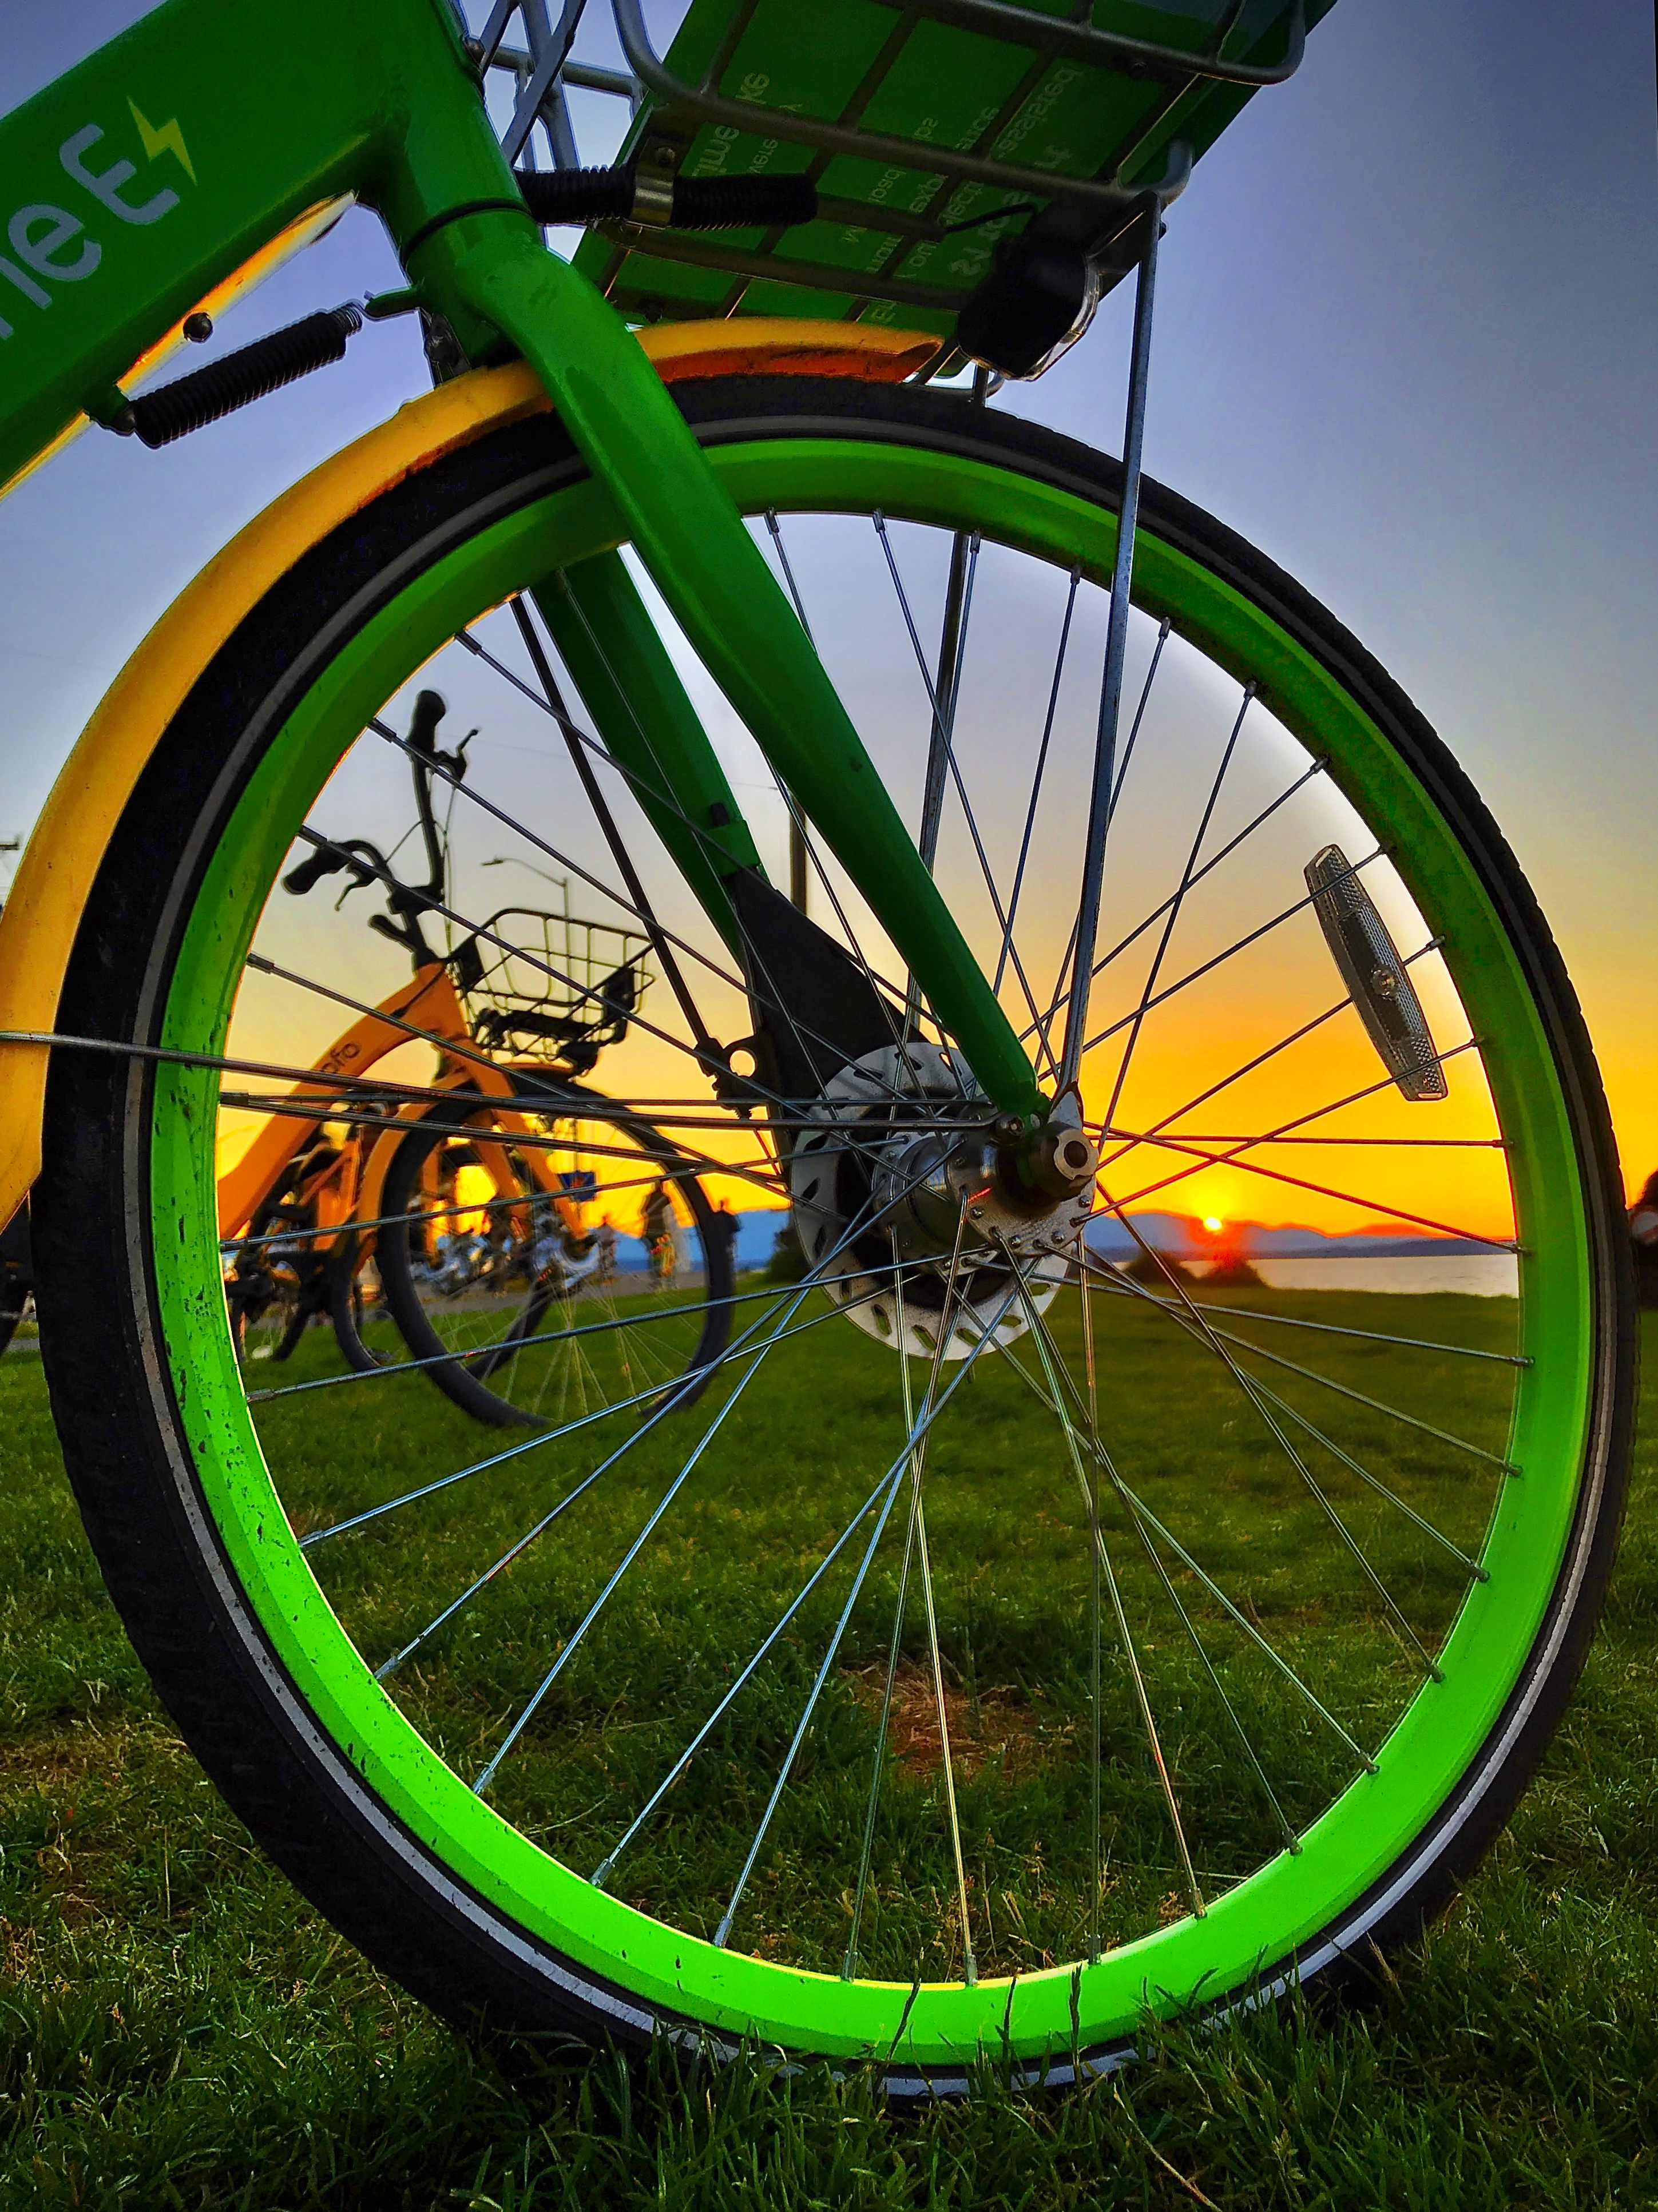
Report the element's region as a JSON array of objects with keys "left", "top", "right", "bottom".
[
  {"left": 282, "top": 690, "right": 470, "bottom": 970},
  {"left": 281, "top": 846, "right": 350, "bottom": 897}
]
